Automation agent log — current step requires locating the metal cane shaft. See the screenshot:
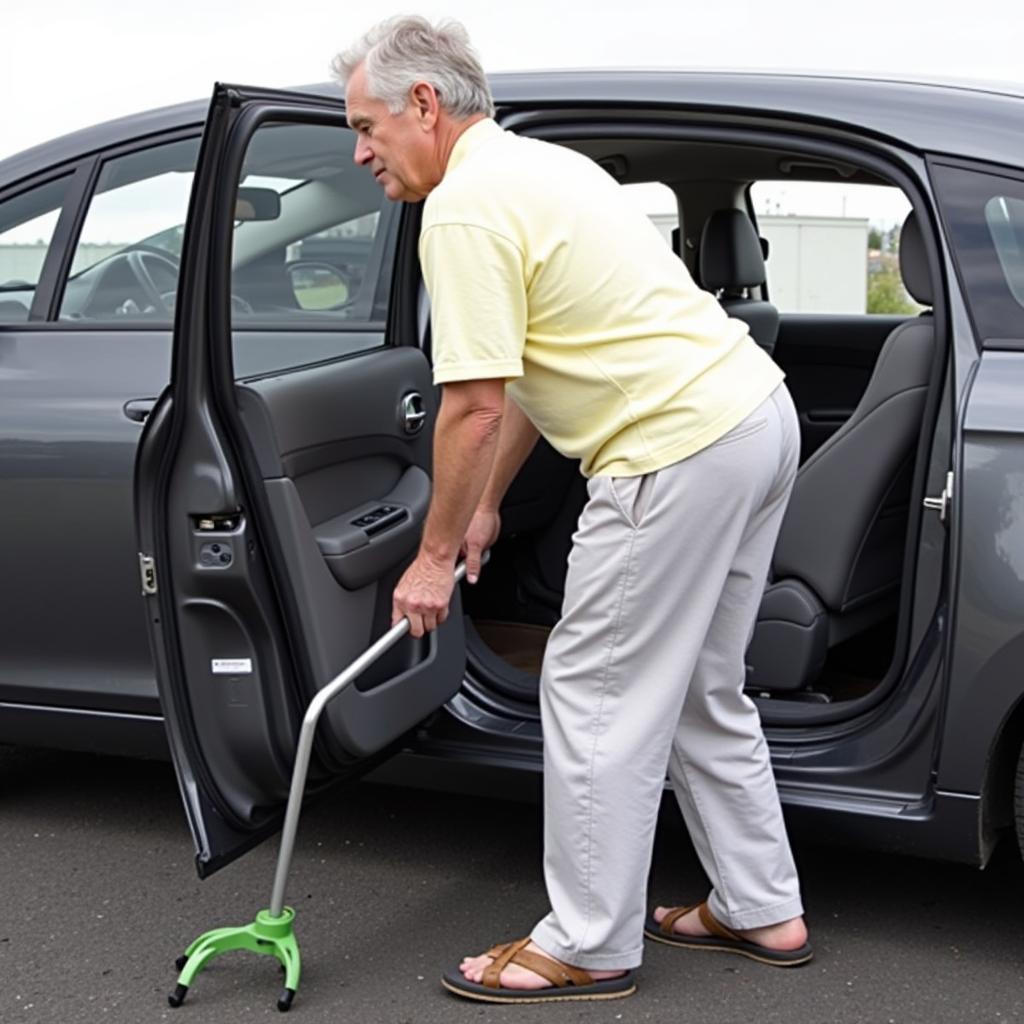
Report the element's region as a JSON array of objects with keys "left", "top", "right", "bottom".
[{"left": 268, "top": 561, "right": 470, "bottom": 918}]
